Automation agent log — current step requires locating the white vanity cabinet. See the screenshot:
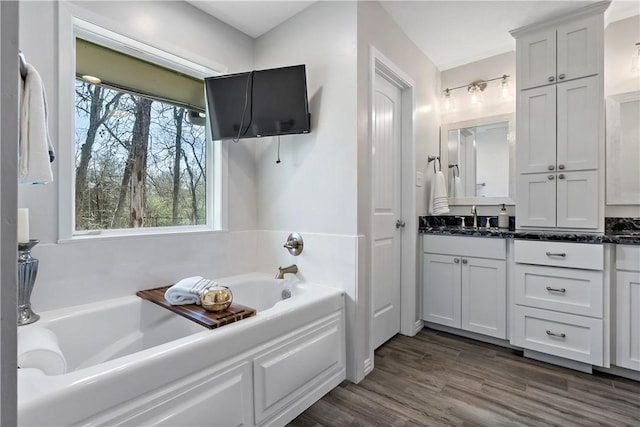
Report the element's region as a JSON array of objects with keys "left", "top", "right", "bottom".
[
  {"left": 423, "top": 235, "right": 507, "bottom": 339},
  {"left": 516, "top": 14, "right": 601, "bottom": 91},
  {"left": 512, "top": 240, "right": 606, "bottom": 366},
  {"left": 615, "top": 245, "right": 640, "bottom": 371},
  {"left": 512, "top": 4, "right": 606, "bottom": 232}
]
